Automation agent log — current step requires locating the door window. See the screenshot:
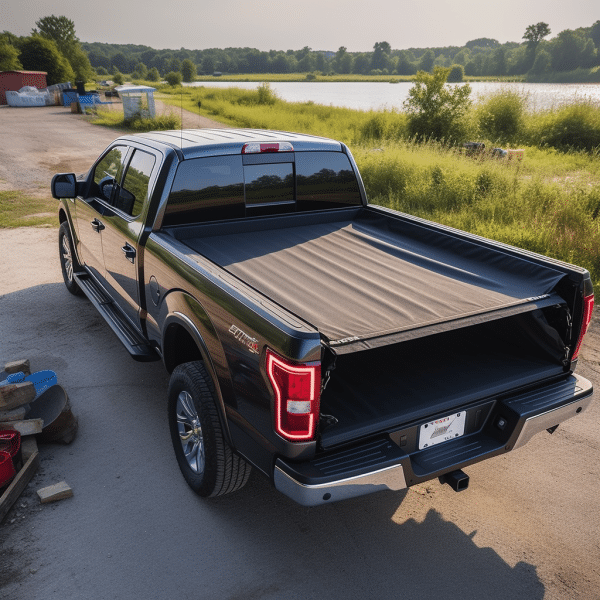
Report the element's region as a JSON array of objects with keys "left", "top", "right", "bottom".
[
  {"left": 92, "top": 146, "right": 128, "bottom": 202},
  {"left": 117, "top": 150, "right": 155, "bottom": 217}
]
